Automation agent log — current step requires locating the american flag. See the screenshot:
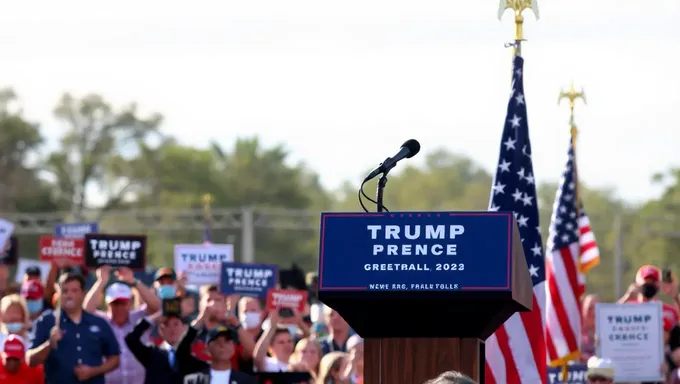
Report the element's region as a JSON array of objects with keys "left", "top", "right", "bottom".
[
  {"left": 545, "top": 140, "right": 601, "bottom": 365},
  {"left": 485, "top": 56, "right": 546, "bottom": 384}
]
